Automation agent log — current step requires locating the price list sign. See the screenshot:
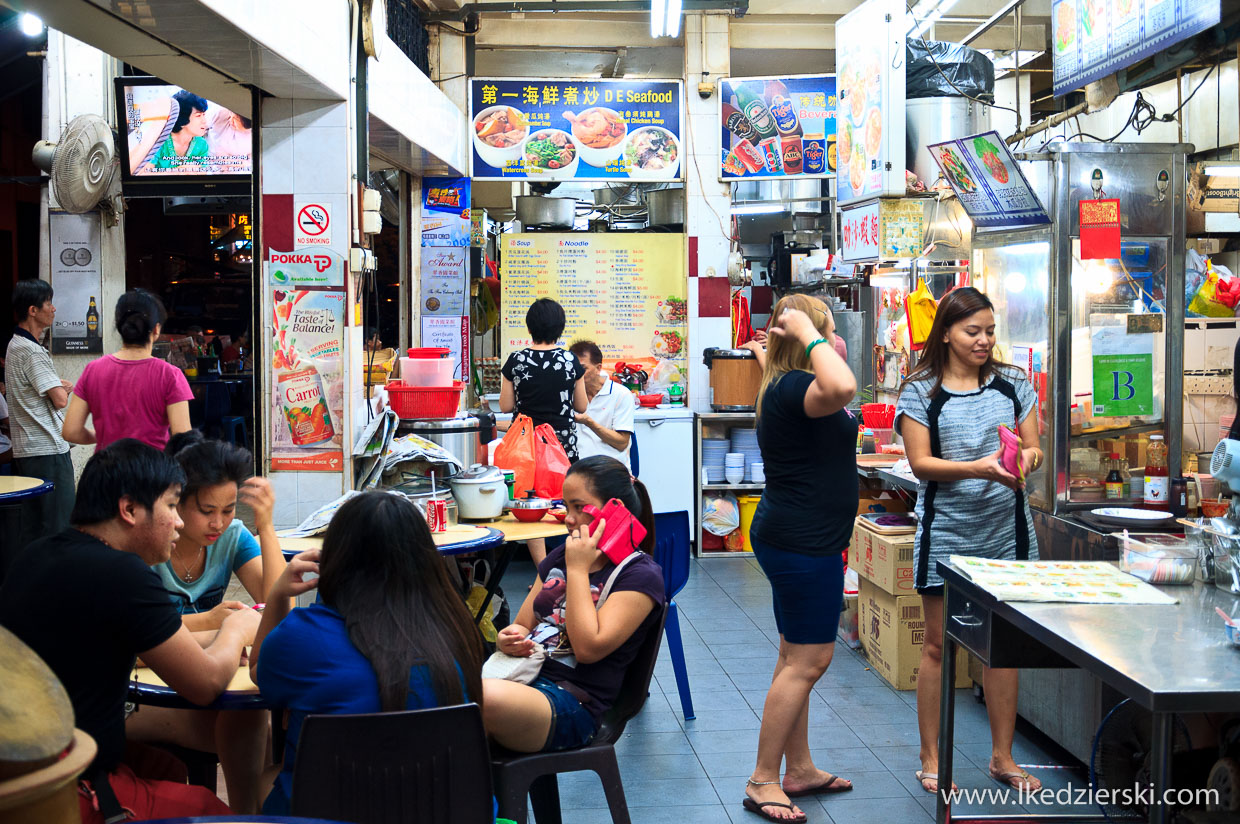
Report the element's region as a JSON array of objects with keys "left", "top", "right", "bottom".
[
  {"left": 929, "top": 131, "right": 1050, "bottom": 230},
  {"left": 500, "top": 234, "right": 686, "bottom": 370}
]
